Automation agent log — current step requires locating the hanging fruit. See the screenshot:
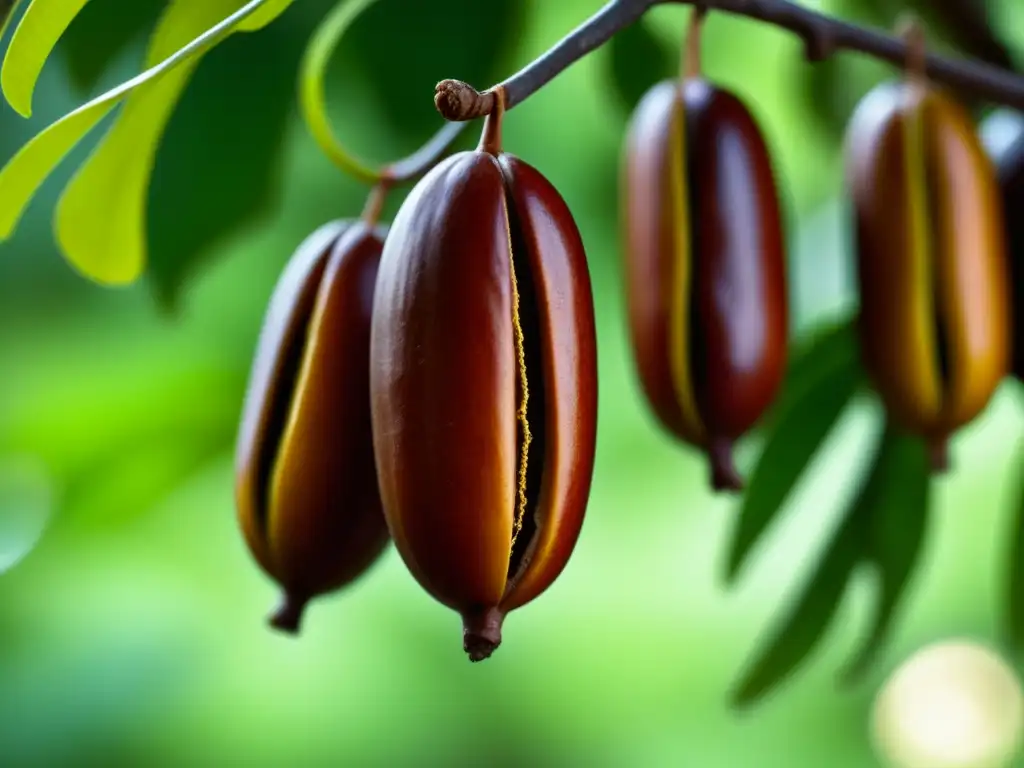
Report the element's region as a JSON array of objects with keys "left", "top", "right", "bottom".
[
  {"left": 989, "top": 123, "right": 1024, "bottom": 382},
  {"left": 369, "top": 89, "right": 599, "bottom": 662},
  {"left": 235, "top": 212, "right": 391, "bottom": 634},
  {"left": 846, "top": 24, "right": 1011, "bottom": 469},
  {"left": 620, "top": 9, "right": 789, "bottom": 492}
]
